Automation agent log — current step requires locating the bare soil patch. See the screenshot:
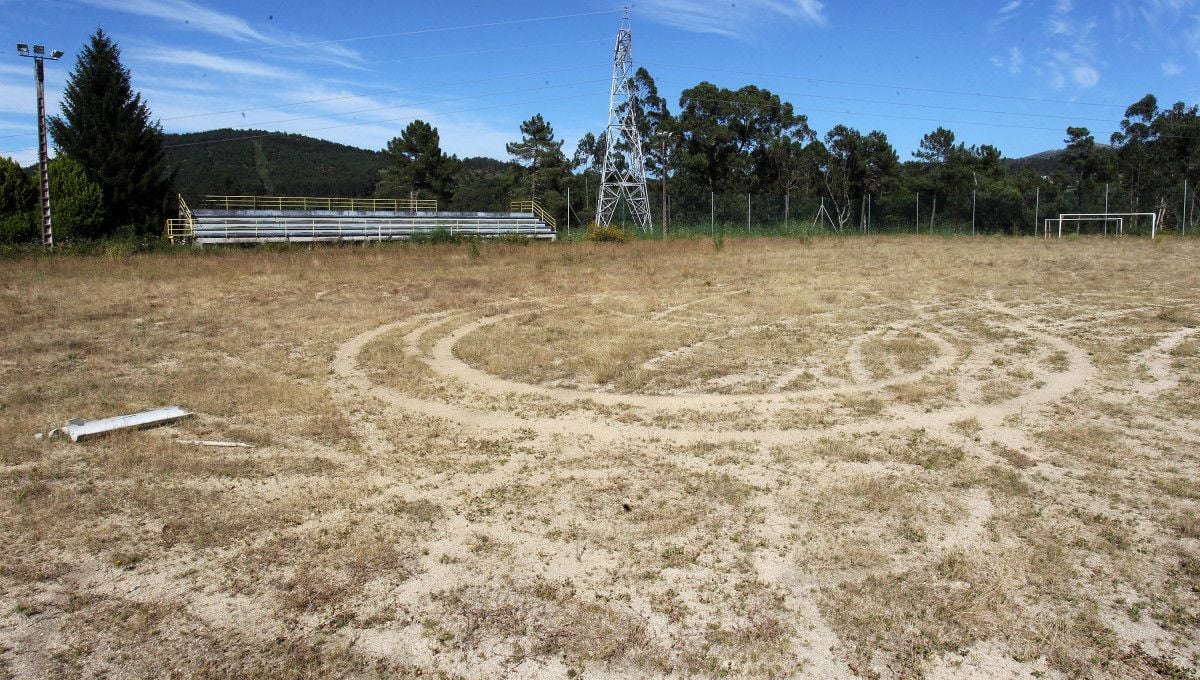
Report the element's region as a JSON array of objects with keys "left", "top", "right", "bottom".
[{"left": 2, "top": 236, "right": 1199, "bottom": 678}]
